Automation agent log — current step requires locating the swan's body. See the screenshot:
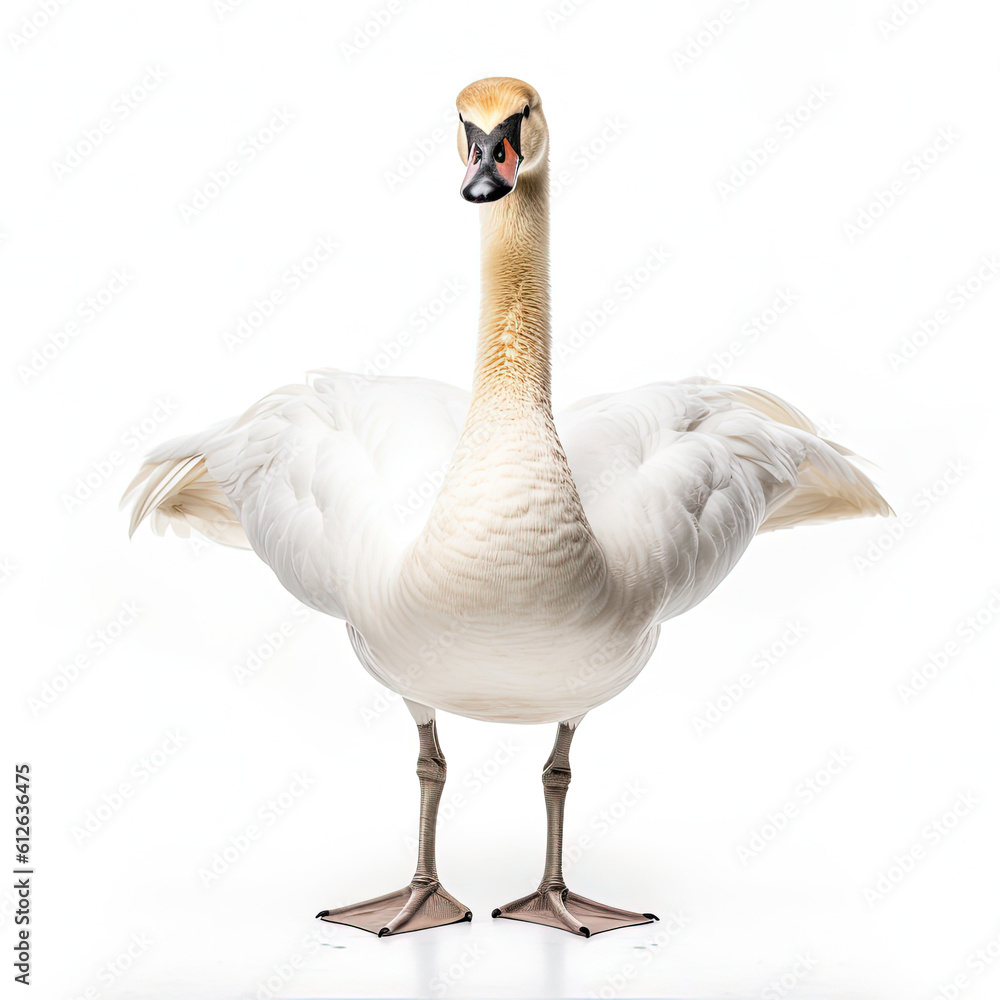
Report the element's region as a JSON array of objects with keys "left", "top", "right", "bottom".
[
  {"left": 128, "top": 374, "right": 884, "bottom": 725},
  {"left": 126, "top": 77, "right": 889, "bottom": 938}
]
